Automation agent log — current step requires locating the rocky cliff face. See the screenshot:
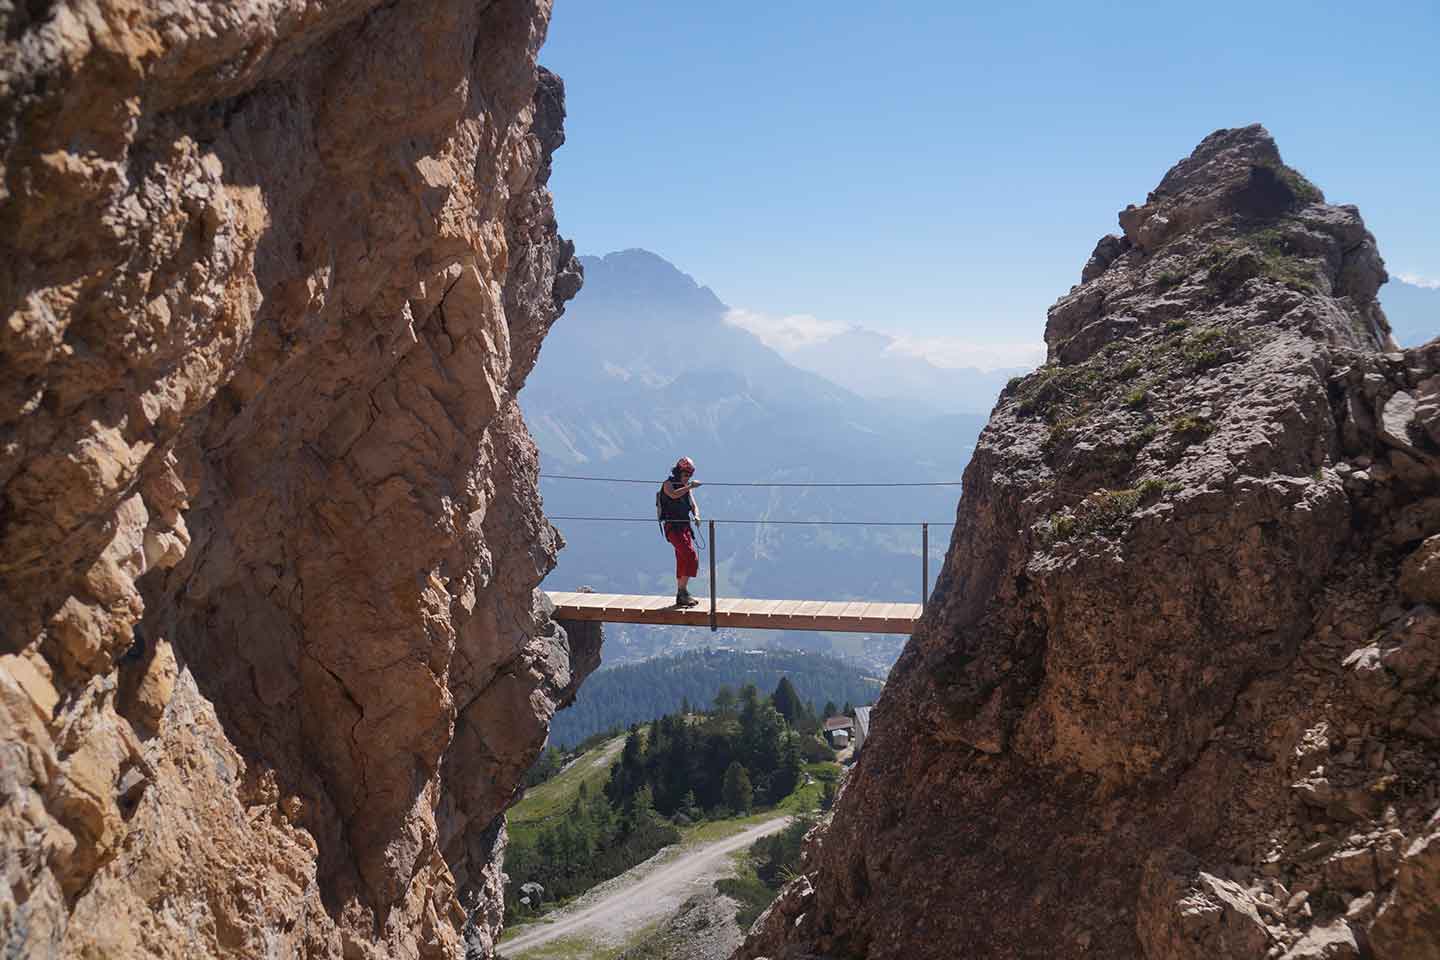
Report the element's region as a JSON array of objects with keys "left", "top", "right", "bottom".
[
  {"left": 0, "top": 2, "right": 594, "bottom": 957},
  {"left": 738, "top": 126, "right": 1440, "bottom": 960}
]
